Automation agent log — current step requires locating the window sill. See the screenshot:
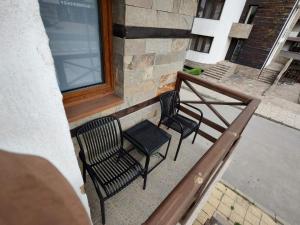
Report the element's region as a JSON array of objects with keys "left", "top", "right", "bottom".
[{"left": 64, "top": 94, "right": 123, "bottom": 123}]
